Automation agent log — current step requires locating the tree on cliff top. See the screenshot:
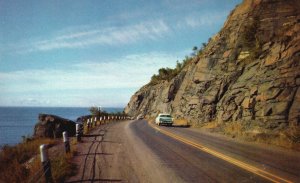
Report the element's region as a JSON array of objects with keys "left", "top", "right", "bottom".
[
  {"left": 89, "top": 107, "right": 102, "bottom": 116},
  {"left": 150, "top": 48, "right": 195, "bottom": 85}
]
